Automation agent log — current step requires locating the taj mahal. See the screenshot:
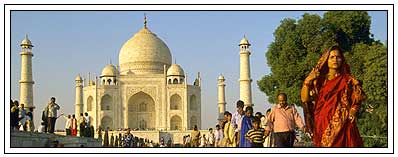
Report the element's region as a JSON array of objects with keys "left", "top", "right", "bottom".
[
  {"left": 73, "top": 16, "right": 202, "bottom": 131},
  {"left": 16, "top": 16, "right": 254, "bottom": 141}
]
